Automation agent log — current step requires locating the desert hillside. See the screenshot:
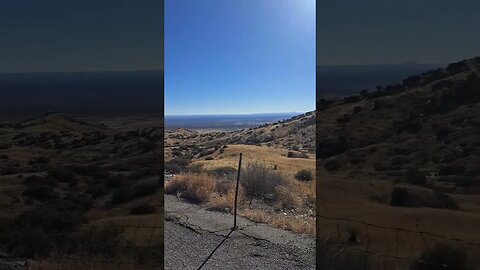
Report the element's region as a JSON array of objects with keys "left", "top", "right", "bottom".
[{"left": 315, "top": 57, "right": 480, "bottom": 269}]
